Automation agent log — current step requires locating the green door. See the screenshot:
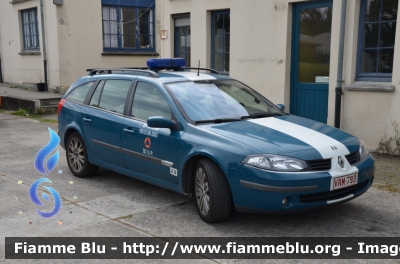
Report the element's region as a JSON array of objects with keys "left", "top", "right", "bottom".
[{"left": 291, "top": 1, "right": 333, "bottom": 123}]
